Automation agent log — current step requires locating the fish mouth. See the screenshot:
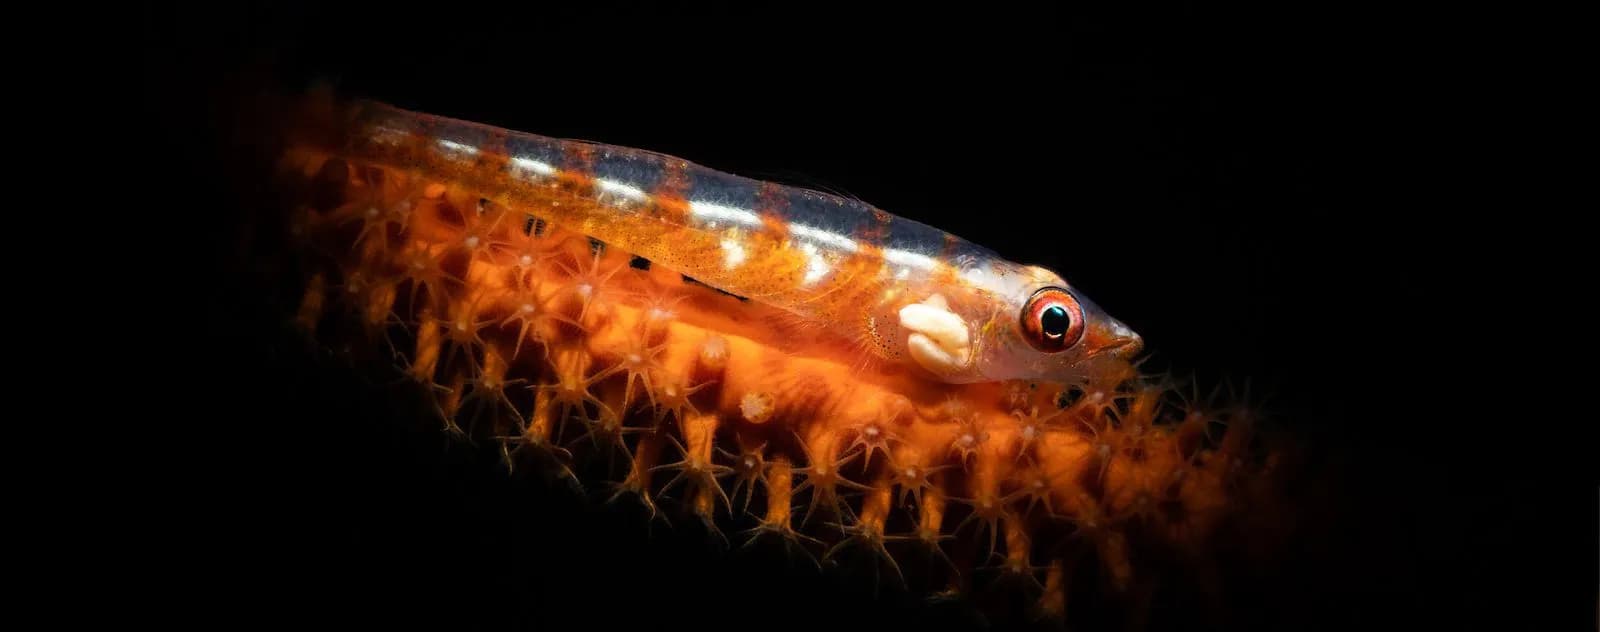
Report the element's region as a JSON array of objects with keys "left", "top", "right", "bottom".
[
  {"left": 1085, "top": 317, "right": 1144, "bottom": 361},
  {"left": 1101, "top": 335, "right": 1143, "bottom": 359}
]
